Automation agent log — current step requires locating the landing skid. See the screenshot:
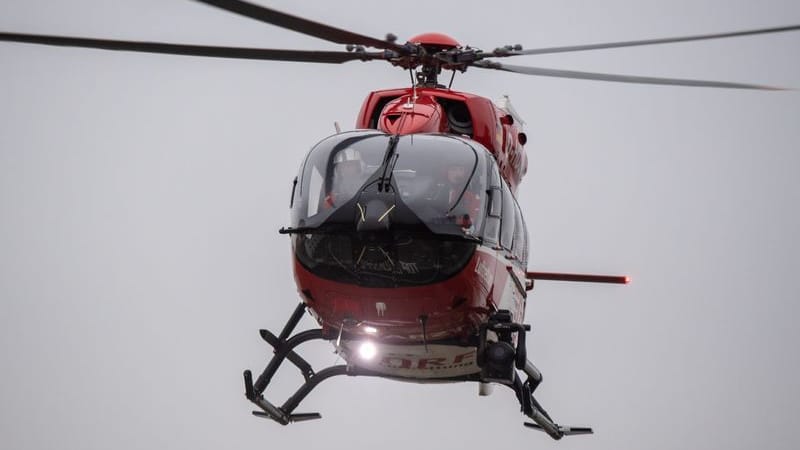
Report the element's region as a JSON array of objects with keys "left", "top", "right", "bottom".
[{"left": 243, "top": 302, "right": 592, "bottom": 439}]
